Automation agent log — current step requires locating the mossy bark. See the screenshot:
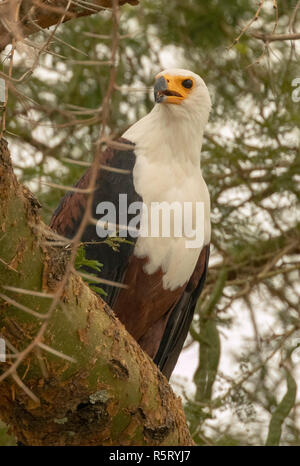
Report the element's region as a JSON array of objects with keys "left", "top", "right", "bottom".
[{"left": 0, "top": 139, "right": 194, "bottom": 446}]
